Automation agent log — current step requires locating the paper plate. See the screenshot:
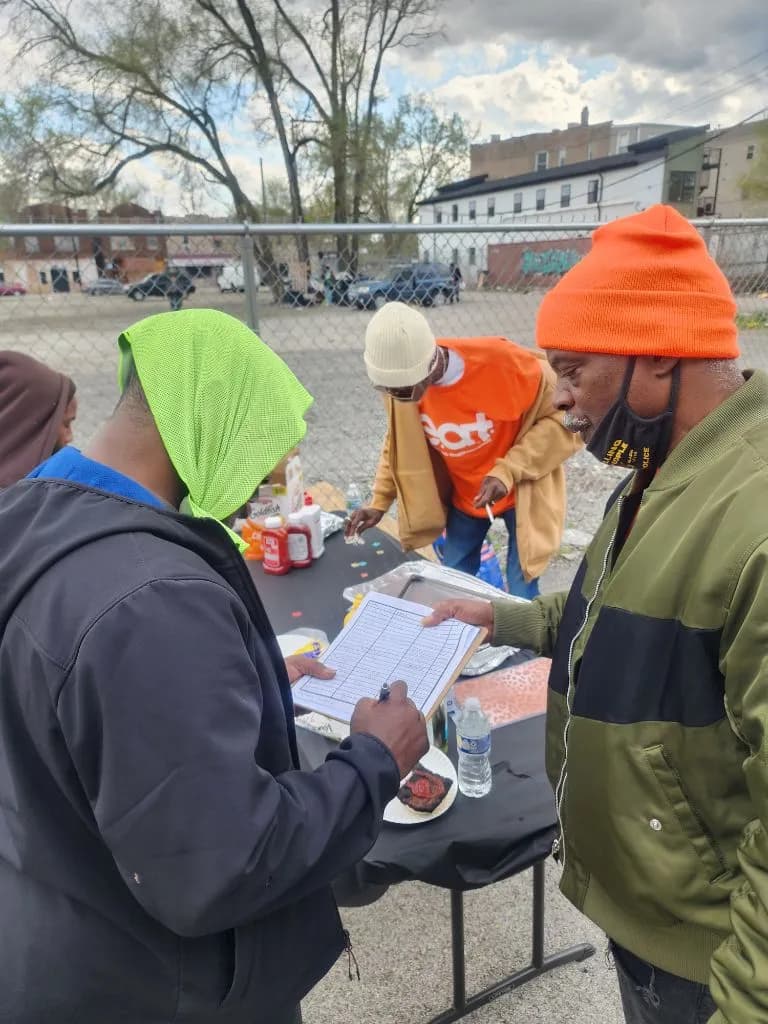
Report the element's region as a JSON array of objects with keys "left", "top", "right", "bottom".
[
  {"left": 276, "top": 633, "right": 314, "bottom": 657},
  {"left": 384, "top": 746, "right": 458, "bottom": 826},
  {"left": 276, "top": 632, "right": 327, "bottom": 658}
]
